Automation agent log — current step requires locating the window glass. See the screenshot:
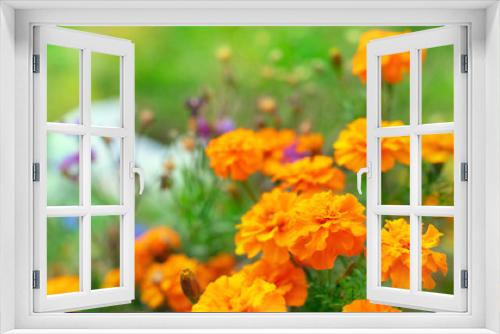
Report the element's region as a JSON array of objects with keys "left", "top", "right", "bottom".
[
  {"left": 91, "top": 216, "right": 121, "bottom": 290},
  {"left": 421, "top": 46, "right": 454, "bottom": 124},
  {"left": 47, "top": 45, "right": 80, "bottom": 124},
  {"left": 47, "top": 133, "right": 81, "bottom": 206},
  {"left": 91, "top": 52, "right": 121, "bottom": 127},
  {"left": 47, "top": 217, "right": 80, "bottom": 295}
]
